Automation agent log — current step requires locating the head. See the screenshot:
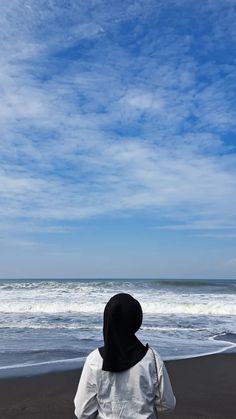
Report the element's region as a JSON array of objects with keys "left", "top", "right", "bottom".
[
  {"left": 100, "top": 293, "right": 147, "bottom": 372},
  {"left": 103, "top": 293, "right": 143, "bottom": 342}
]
